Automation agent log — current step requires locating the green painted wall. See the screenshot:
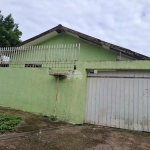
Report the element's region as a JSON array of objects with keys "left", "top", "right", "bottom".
[
  {"left": 8, "top": 33, "right": 117, "bottom": 68},
  {"left": 0, "top": 66, "right": 86, "bottom": 123},
  {"left": 1, "top": 33, "right": 149, "bottom": 124},
  {"left": 83, "top": 60, "right": 150, "bottom": 70},
  {"left": 39, "top": 33, "right": 117, "bottom": 61}
]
